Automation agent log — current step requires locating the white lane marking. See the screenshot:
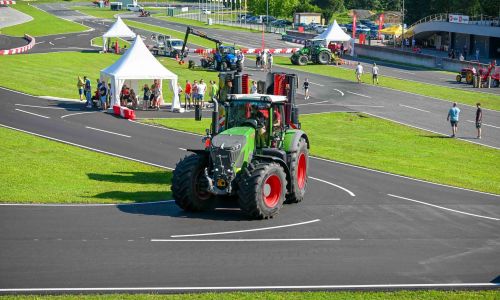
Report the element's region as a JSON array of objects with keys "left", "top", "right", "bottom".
[
  {"left": 77, "top": 33, "right": 89, "bottom": 36},
  {"left": 296, "top": 101, "right": 329, "bottom": 106},
  {"left": 128, "top": 119, "right": 203, "bottom": 136},
  {"left": 466, "top": 120, "right": 500, "bottom": 129},
  {"left": 346, "top": 105, "right": 385, "bottom": 108},
  {"left": 387, "top": 194, "right": 500, "bottom": 221},
  {"left": 0, "top": 123, "right": 173, "bottom": 170},
  {"left": 61, "top": 111, "right": 98, "bottom": 119},
  {"left": 1, "top": 283, "right": 497, "bottom": 292},
  {"left": 345, "top": 91, "right": 372, "bottom": 98},
  {"left": 15, "top": 104, "right": 75, "bottom": 110},
  {"left": 35, "top": 41, "right": 46, "bottom": 45},
  {"left": 311, "top": 155, "right": 499, "bottom": 198},
  {"left": 310, "top": 177, "right": 355, "bottom": 197},
  {"left": 362, "top": 112, "right": 500, "bottom": 151},
  {"left": 152, "top": 238, "right": 340, "bottom": 242},
  {"left": 85, "top": 126, "right": 131, "bottom": 138},
  {"left": 171, "top": 219, "right": 320, "bottom": 238},
  {"left": 54, "top": 37, "right": 66, "bottom": 40},
  {"left": 308, "top": 81, "right": 324, "bottom": 87},
  {"left": 0, "top": 200, "right": 175, "bottom": 207},
  {"left": 15, "top": 109, "right": 50, "bottom": 119},
  {"left": 49, "top": 41, "right": 54, "bottom": 45},
  {"left": 178, "top": 147, "right": 187, "bottom": 151},
  {"left": 333, "top": 89, "right": 344, "bottom": 96},
  {"left": 399, "top": 104, "right": 430, "bottom": 113}
]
